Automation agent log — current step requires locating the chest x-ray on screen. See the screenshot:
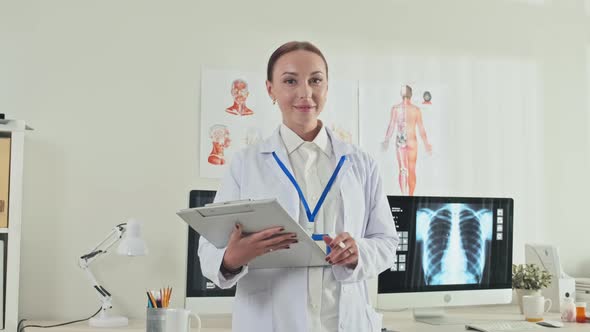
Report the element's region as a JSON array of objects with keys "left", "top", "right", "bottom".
[{"left": 415, "top": 203, "right": 493, "bottom": 286}]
